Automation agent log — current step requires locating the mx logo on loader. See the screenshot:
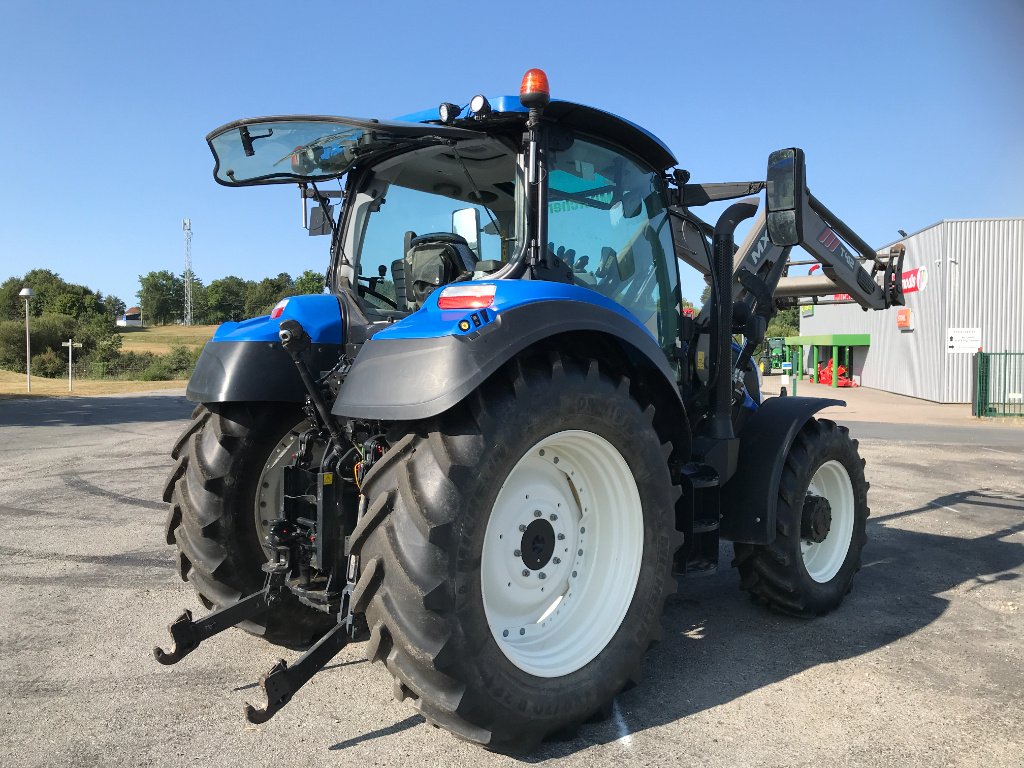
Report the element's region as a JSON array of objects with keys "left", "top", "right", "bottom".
[{"left": 748, "top": 230, "right": 772, "bottom": 267}]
